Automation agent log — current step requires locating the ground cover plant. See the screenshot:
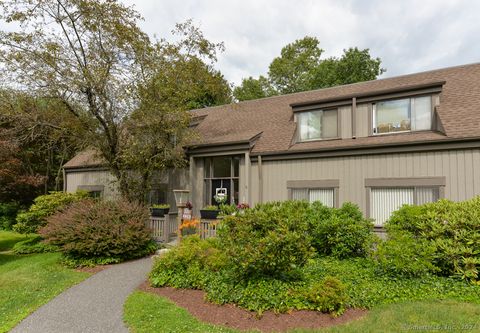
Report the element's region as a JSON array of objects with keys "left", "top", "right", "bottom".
[
  {"left": 150, "top": 200, "right": 480, "bottom": 318},
  {"left": 40, "top": 199, "right": 157, "bottom": 267},
  {"left": 0, "top": 231, "right": 89, "bottom": 332}
]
